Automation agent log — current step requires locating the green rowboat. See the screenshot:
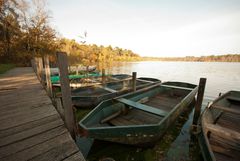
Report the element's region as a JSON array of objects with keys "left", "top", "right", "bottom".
[
  {"left": 198, "top": 91, "right": 240, "bottom": 161},
  {"left": 72, "top": 77, "right": 161, "bottom": 108},
  {"left": 51, "top": 72, "right": 101, "bottom": 84},
  {"left": 79, "top": 81, "right": 198, "bottom": 146}
]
